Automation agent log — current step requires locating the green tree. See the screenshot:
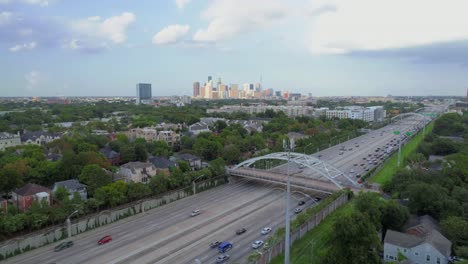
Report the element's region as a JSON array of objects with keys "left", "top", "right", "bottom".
[
  {"left": 441, "top": 216, "right": 468, "bottom": 246},
  {"left": 223, "top": 144, "right": 241, "bottom": 164},
  {"left": 54, "top": 186, "right": 70, "bottom": 203},
  {"left": 149, "top": 173, "right": 168, "bottom": 195},
  {"left": 209, "top": 158, "right": 226, "bottom": 177},
  {"left": 355, "top": 192, "right": 383, "bottom": 230},
  {"left": 381, "top": 200, "right": 409, "bottom": 232},
  {"left": 78, "top": 164, "right": 112, "bottom": 196},
  {"left": 193, "top": 137, "right": 222, "bottom": 160},
  {"left": 322, "top": 211, "right": 382, "bottom": 264},
  {"left": 126, "top": 182, "right": 151, "bottom": 201}
]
